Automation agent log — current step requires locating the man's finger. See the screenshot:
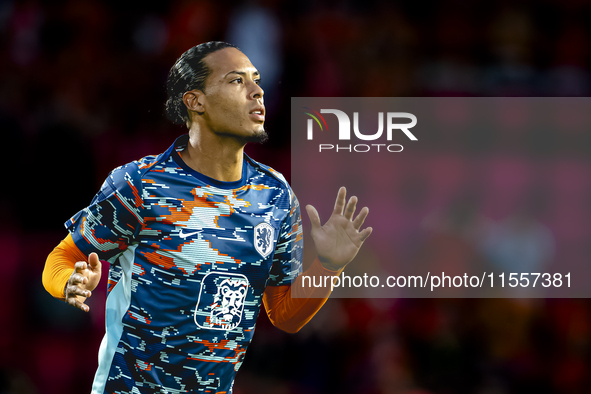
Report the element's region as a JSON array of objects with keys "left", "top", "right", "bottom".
[
  {"left": 305, "top": 205, "right": 322, "bottom": 230},
  {"left": 67, "top": 285, "right": 91, "bottom": 298},
  {"left": 66, "top": 296, "right": 89, "bottom": 312},
  {"left": 332, "top": 187, "right": 347, "bottom": 215},
  {"left": 70, "top": 273, "right": 87, "bottom": 285},
  {"left": 344, "top": 196, "right": 358, "bottom": 220},
  {"left": 352, "top": 207, "right": 369, "bottom": 230},
  {"left": 359, "top": 227, "right": 373, "bottom": 242},
  {"left": 74, "top": 261, "right": 87, "bottom": 272}
]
